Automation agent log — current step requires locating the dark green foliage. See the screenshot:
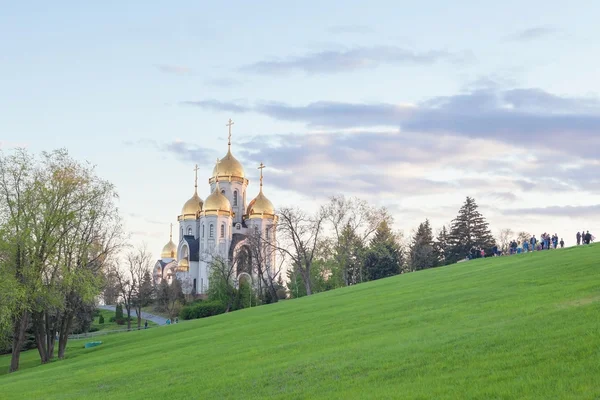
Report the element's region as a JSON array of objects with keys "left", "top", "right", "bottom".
[
  {"left": 179, "top": 301, "right": 227, "bottom": 320},
  {"left": 98, "top": 314, "right": 105, "bottom": 324},
  {"left": 234, "top": 280, "right": 256, "bottom": 309},
  {"left": 446, "top": 197, "right": 496, "bottom": 264},
  {"left": 409, "top": 219, "right": 437, "bottom": 271},
  {"left": 364, "top": 220, "right": 403, "bottom": 281},
  {"left": 335, "top": 223, "right": 366, "bottom": 285},
  {"left": 115, "top": 304, "right": 123, "bottom": 321},
  {"left": 433, "top": 226, "right": 450, "bottom": 266}
]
